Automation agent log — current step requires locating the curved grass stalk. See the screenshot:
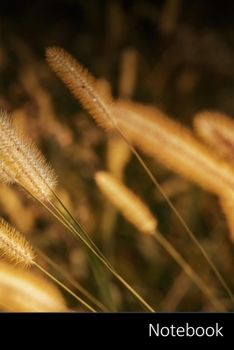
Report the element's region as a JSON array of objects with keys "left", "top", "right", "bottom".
[
  {"left": 47, "top": 202, "right": 155, "bottom": 311},
  {"left": 19, "top": 182, "right": 154, "bottom": 312},
  {"left": 50, "top": 189, "right": 116, "bottom": 270},
  {"left": 47, "top": 198, "right": 116, "bottom": 311},
  {"left": 47, "top": 202, "right": 155, "bottom": 312}
]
